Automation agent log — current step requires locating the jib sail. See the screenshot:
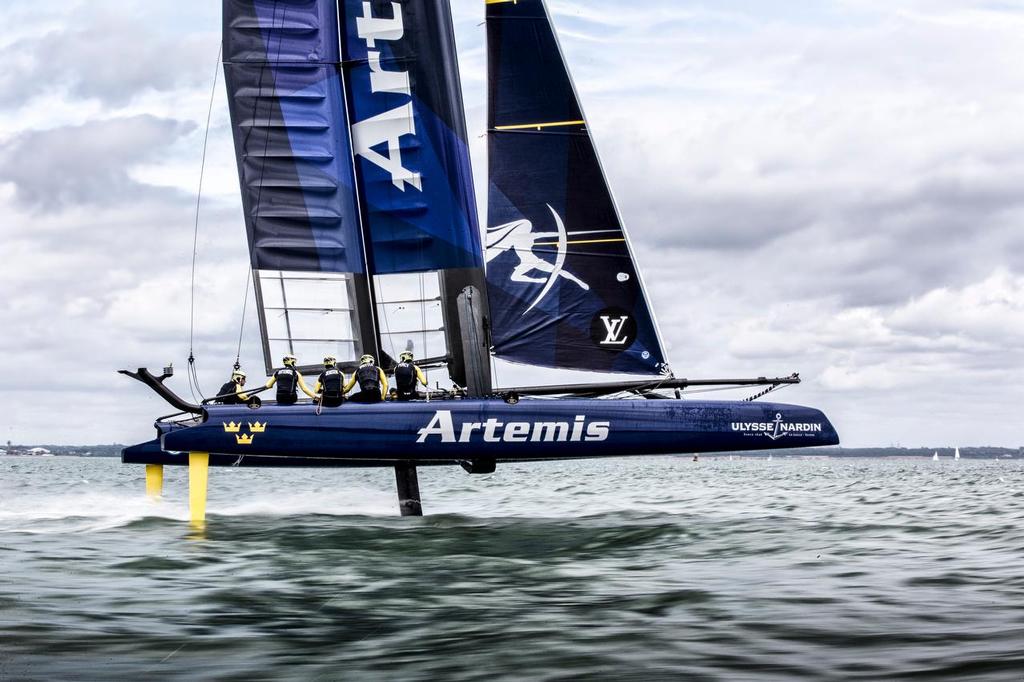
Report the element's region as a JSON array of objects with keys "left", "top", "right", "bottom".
[{"left": 485, "top": 0, "right": 668, "bottom": 376}]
